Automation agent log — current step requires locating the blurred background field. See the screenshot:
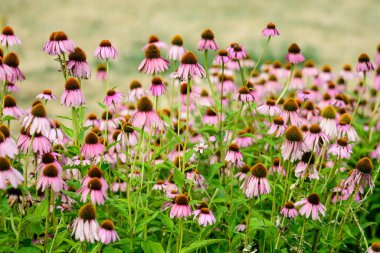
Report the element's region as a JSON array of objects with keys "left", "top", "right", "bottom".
[{"left": 1, "top": 0, "right": 380, "bottom": 111}]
